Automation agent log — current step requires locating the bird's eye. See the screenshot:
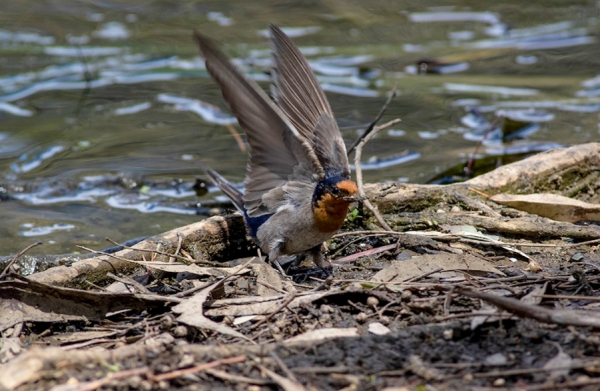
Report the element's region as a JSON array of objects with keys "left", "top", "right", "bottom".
[{"left": 331, "top": 187, "right": 340, "bottom": 195}]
